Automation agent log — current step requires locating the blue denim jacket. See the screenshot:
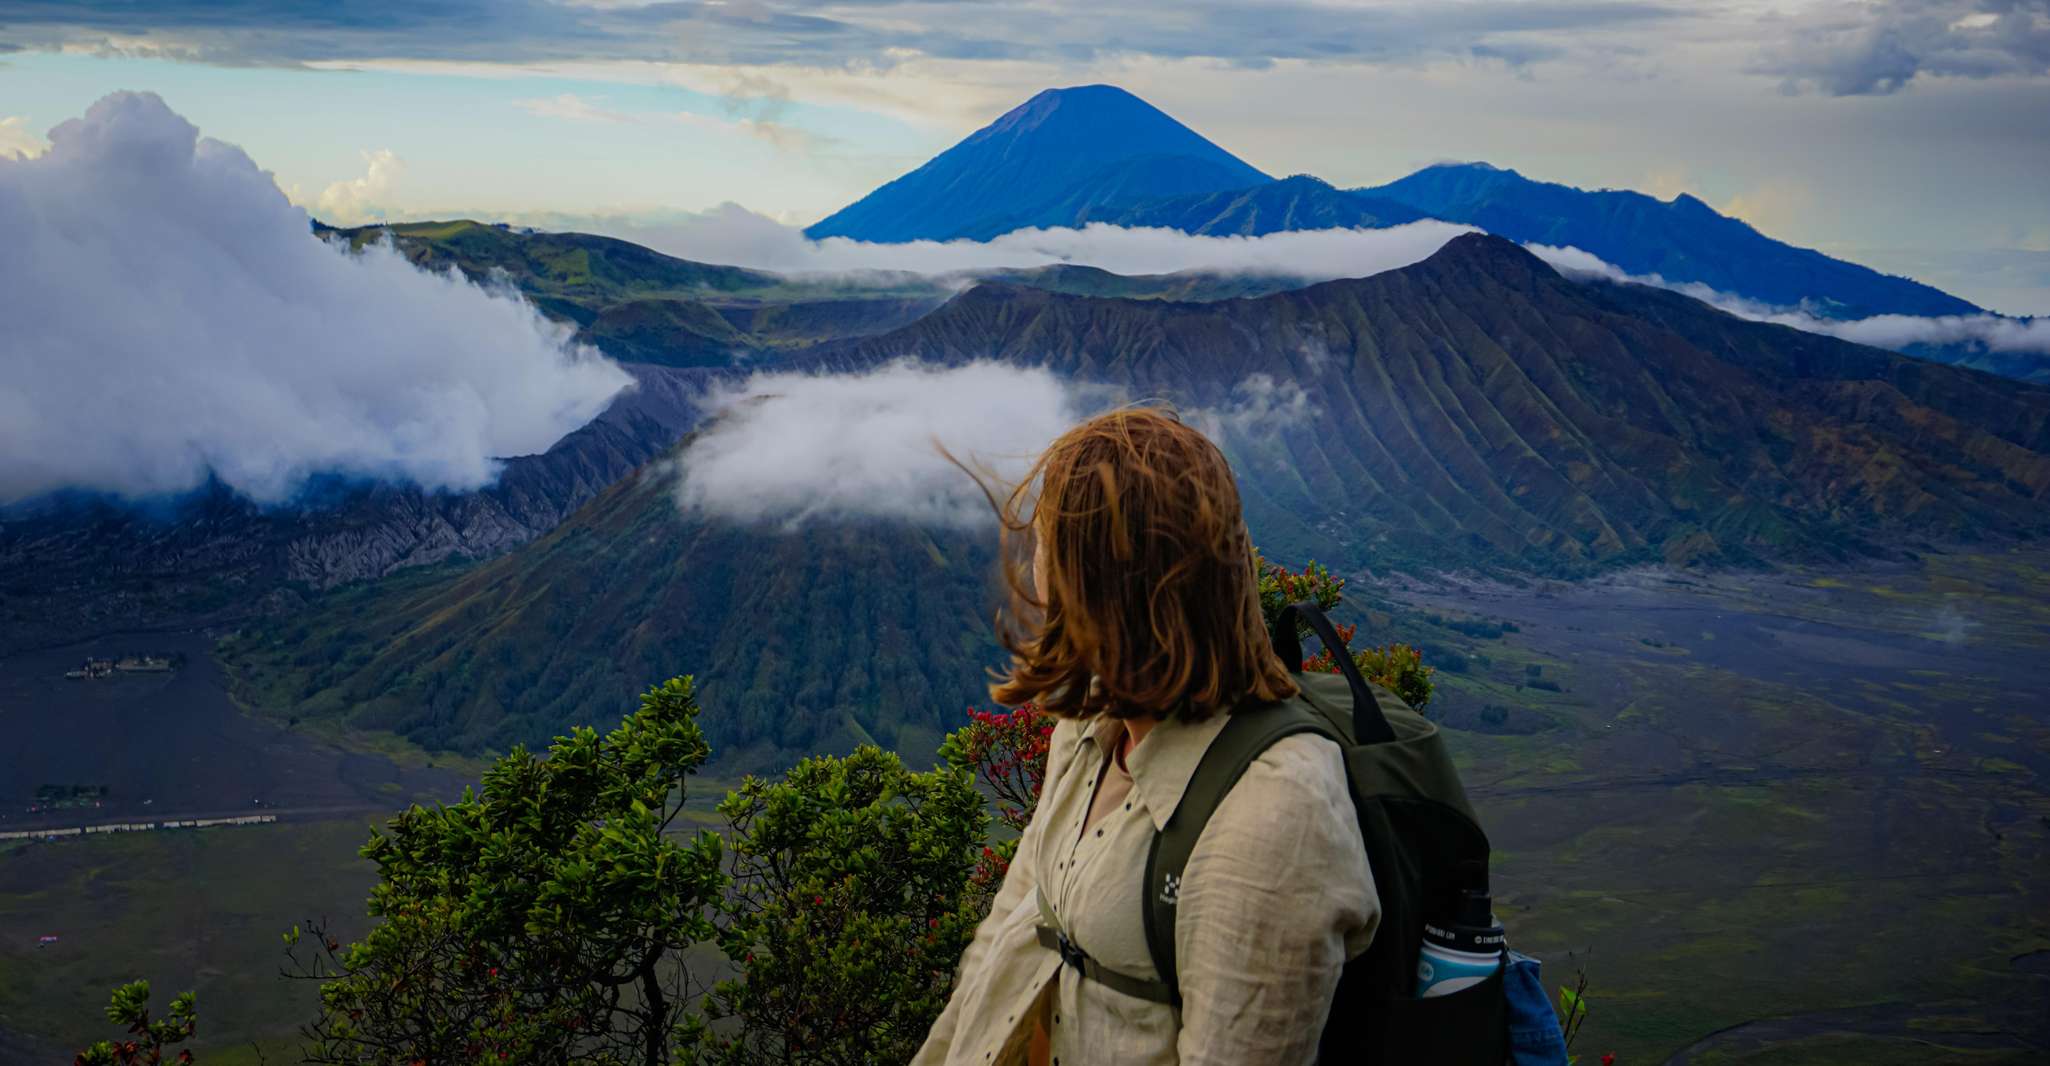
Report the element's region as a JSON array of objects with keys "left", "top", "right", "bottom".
[{"left": 1504, "top": 951, "right": 1570, "bottom": 1066}]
